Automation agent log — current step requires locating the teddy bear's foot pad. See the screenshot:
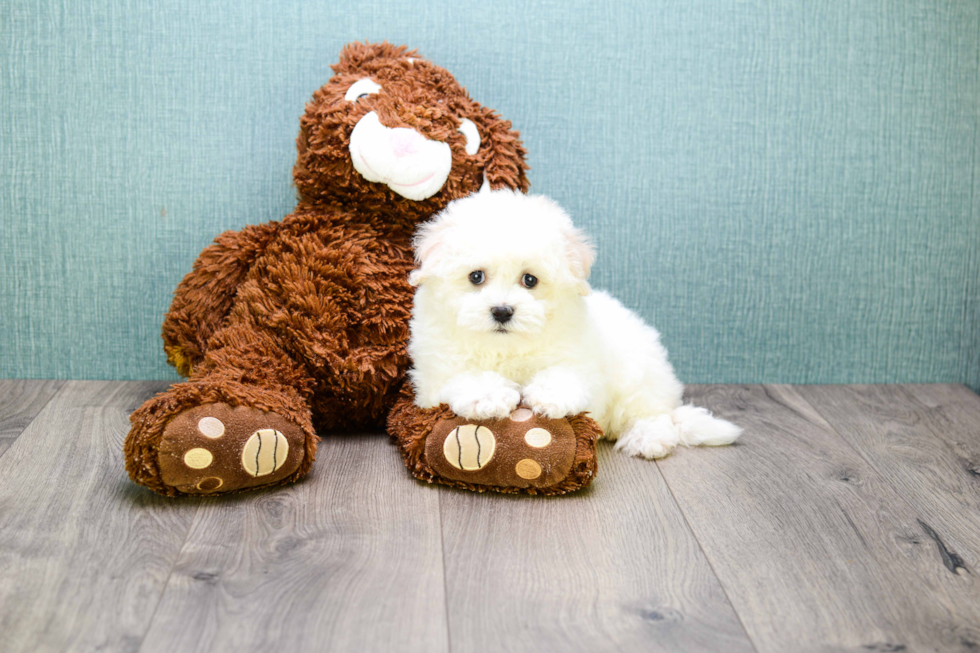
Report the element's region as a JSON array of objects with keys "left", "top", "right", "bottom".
[
  {"left": 157, "top": 403, "right": 306, "bottom": 494},
  {"left": 424, "top": 409, "right": 577, "bottom": 489}
]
